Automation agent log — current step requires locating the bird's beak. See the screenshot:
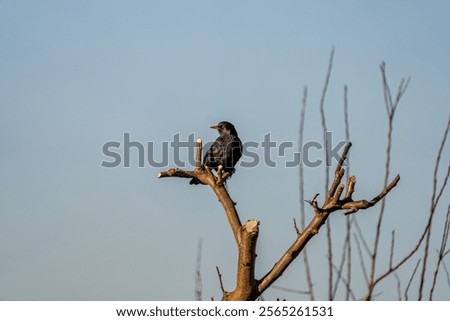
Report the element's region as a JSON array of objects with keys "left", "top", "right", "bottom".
[{"left": 210, "top": 124, "right": 219, "bottom": 130}]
